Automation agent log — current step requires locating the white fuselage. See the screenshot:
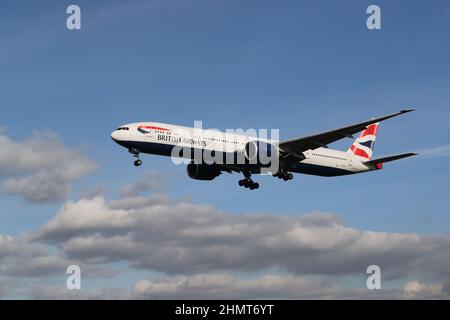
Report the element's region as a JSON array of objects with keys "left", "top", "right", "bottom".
[{"left": 111, "top": 122, "right": 375, "bottom": 177}]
